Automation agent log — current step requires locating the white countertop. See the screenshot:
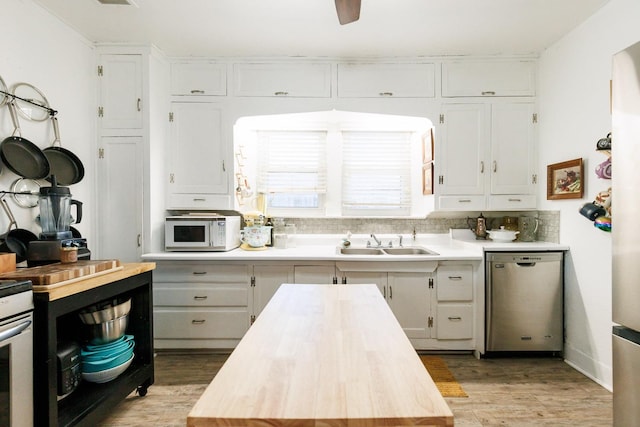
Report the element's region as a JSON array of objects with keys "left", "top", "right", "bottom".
[{"left": 142, "top": 229, "right": 568, "bottom": 262}]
